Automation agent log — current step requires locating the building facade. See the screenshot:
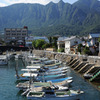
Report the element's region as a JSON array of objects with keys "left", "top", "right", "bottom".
[
  {"left": 88, "top": 33, "right": 100, "bottom": 46},
  {"left": 5, "top": 26, "right": 28, "bottom": 46},
  {"left": 57, "top": 37, "right": 67, "bottom": 50},
  {"left": 64, "top": 36, "right": 82, "bottom": 54}
]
